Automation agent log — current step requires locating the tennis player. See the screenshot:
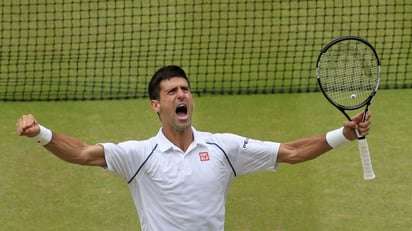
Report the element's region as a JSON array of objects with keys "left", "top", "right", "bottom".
[{"left": 16, "top": 65, "right": 371, "bottom": 231}]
